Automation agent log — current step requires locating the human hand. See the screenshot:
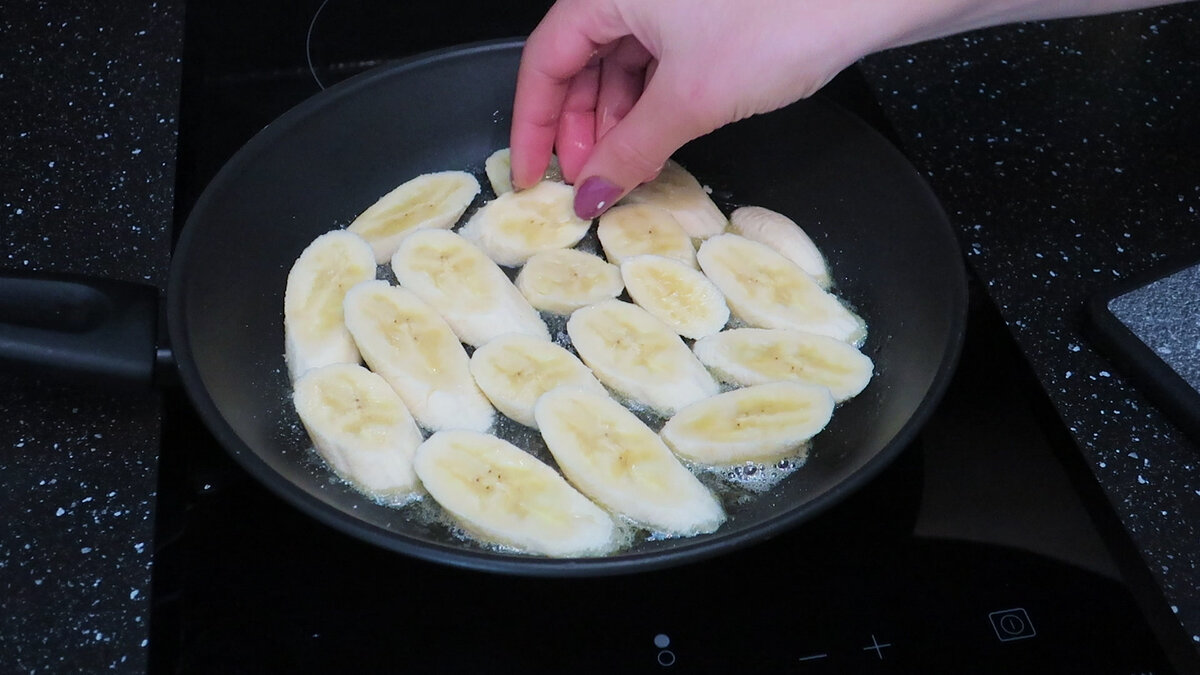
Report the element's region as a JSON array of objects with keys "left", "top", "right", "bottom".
[
  {"left": 509, "top": 0, "right": 892, "bottom": 219},
  {"left": 510, "top": 0, "right": 1183, "bottom": 220}
]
